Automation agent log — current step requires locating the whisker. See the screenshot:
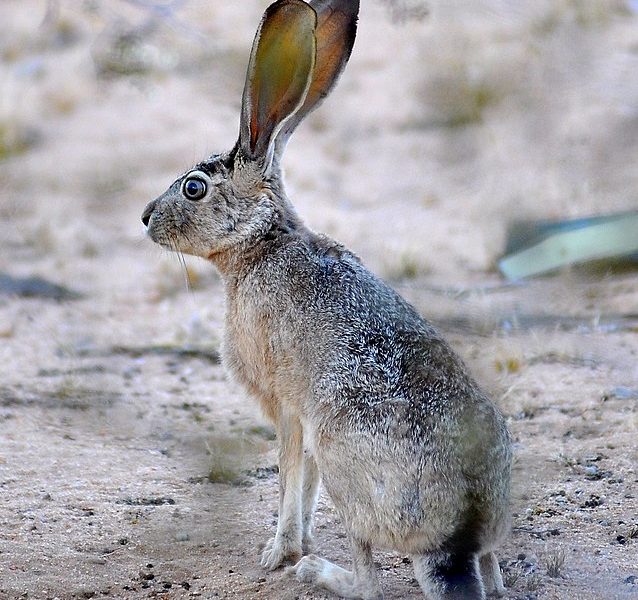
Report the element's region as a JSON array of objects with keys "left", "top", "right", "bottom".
[
  {"left": 170, "top": 234, "right": 192, "bottom": 293},
  {"left": 179, "top": 250, "right": 193, "bottom": 293}
]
